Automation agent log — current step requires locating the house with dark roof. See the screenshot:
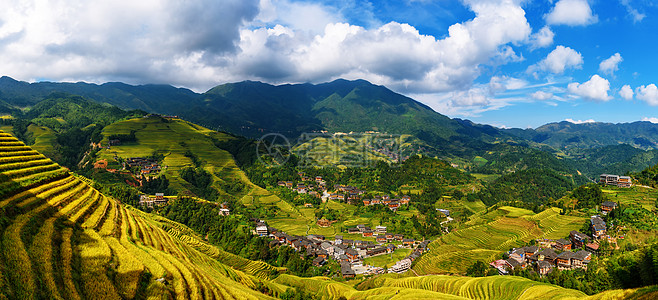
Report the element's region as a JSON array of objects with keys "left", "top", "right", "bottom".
[
  {"left": 537, "top": 248, "right": 558, "bottom": 263},
  {"left": 366, "top": 247, "right": 387, "bottom": 257},
  {"left": 572, "top": 250, "right": 592, "bottom": 269},
  {"left": 555, "top": 239, "right": 572, "bottom": 251},
  {"left": 537, "top": 260, "right": 554, "bottom": 275},
  {"left": 313, "top": 257, "right": 326, "bottom": 267},
  {"left": 601, "top": 201, "right": 618, "bottom": 214},
  {"left": 345, "top": 248, "right": 359, "bottom": 262},
  {"left": 341, "top": 262, "right": 355, "bottom": 278},
  {"left": 591, "top": 215, "right": 607, "bottom": 239},
  {"left": 556, "top": 251, "right": 575, "bottom": 270},
  {"left": 570, "top": 231, "right": 589, "bottom": 248}
]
